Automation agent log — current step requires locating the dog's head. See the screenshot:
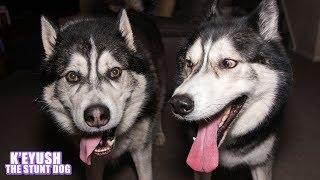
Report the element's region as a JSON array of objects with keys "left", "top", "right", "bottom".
[
  {"left": 170, "top": 0, "right": 292, "bottom": 145},
  {"left": 40, "top": 10, "right": 151, "bottom": 163}
]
